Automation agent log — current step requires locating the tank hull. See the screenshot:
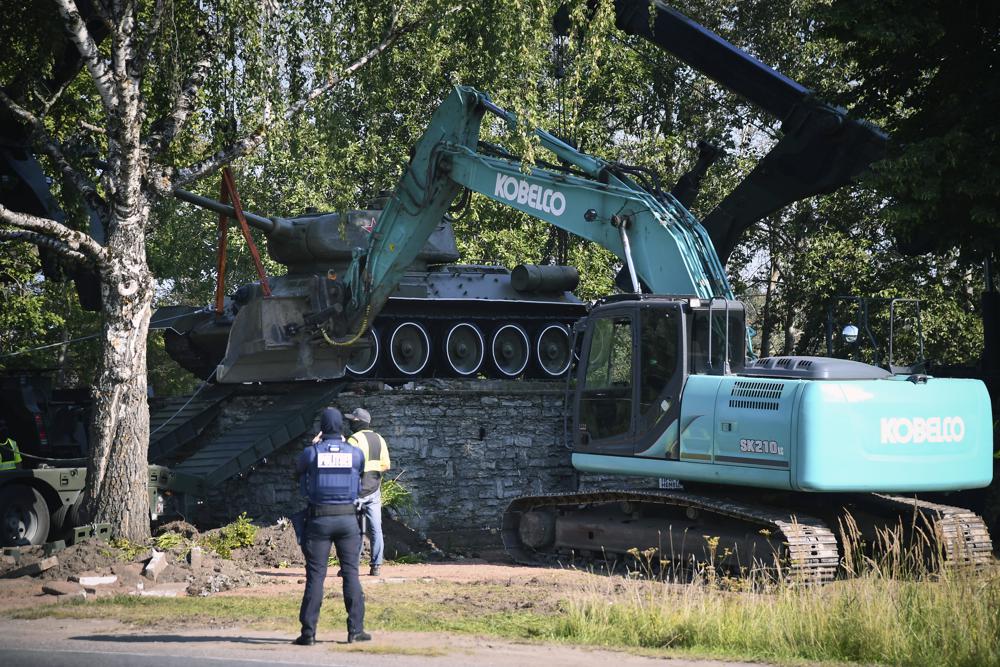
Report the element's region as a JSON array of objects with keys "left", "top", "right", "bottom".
[{"left": 156, "top": 265, "right": 586, "bottom": 382}]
